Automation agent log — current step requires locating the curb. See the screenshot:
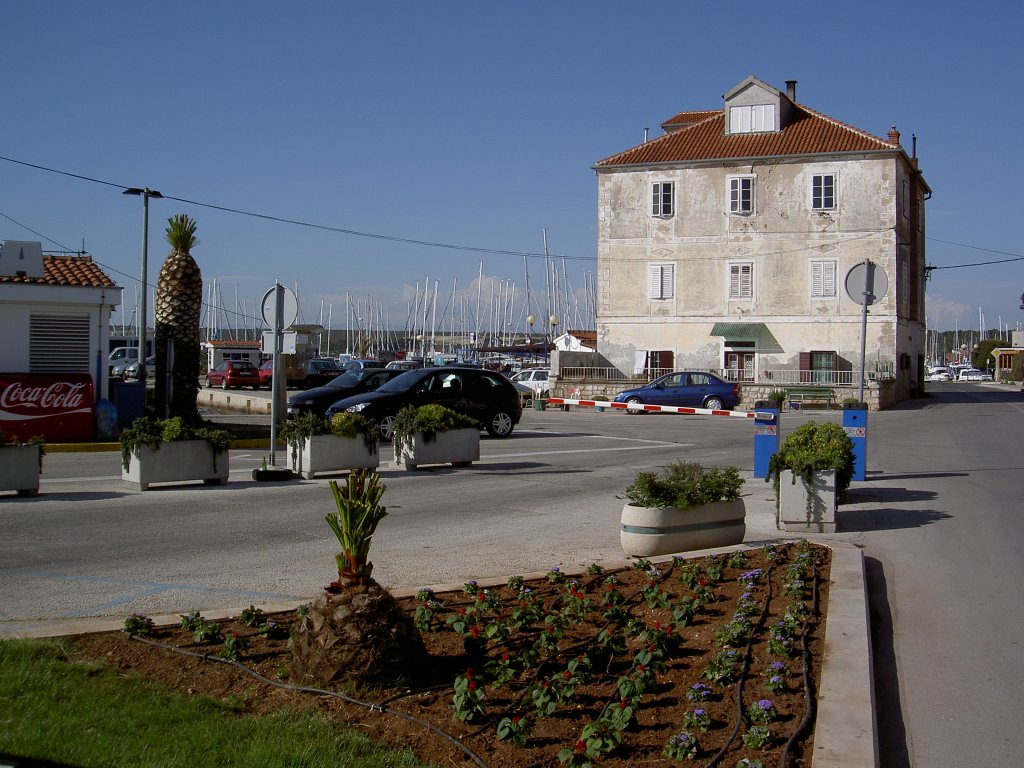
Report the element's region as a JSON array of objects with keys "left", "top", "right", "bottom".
[{"left": 2, "top": 542, "right": 875, "bottom": 767}]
